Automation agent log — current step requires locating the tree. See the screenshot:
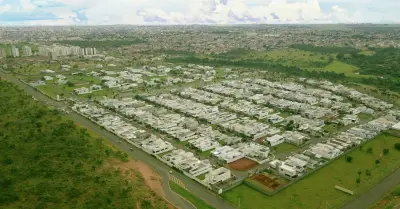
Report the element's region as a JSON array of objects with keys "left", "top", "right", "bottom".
[
  {"left": 346, "top": 156, "right": 353, "bottom": 163},
  {"left": 375, "top": 159, "right": 381, "bottom": 165},
  {"left": 66, "top": 81, "right": 75, "bottom": 87},
  {"left": 383, "top": 148, "right": 389, "bottom": 156},
  {"left": 366, "top": 147, "right": 373, "bottom": 154},
  {"left": 357, "top": 170, "right": 362, "bottom": 177},
  {"left": 395, "top": 143, "right": 400, "bottom": 151},
  {"left": 356, "top": 178, "right": 361, "bottom": 185},
  {"left": 365, "top": 169, "right": 371, "bottom": 176}
]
